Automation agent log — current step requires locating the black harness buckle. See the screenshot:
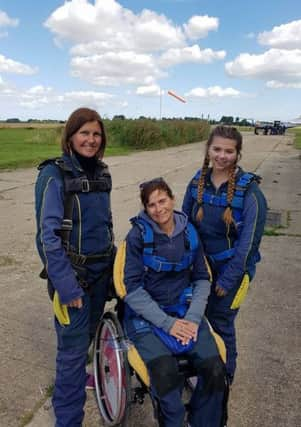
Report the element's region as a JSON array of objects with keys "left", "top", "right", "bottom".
[{"left": 81, "top": 179, "right": 90, "bottom": 192}]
